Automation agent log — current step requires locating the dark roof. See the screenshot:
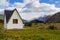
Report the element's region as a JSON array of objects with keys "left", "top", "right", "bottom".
[
  {"left": 4, "top": 10, "right": 14, "bottom": 23},
  {"left": 4, "top": 9, "right": 23, "bottom": 23}
]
